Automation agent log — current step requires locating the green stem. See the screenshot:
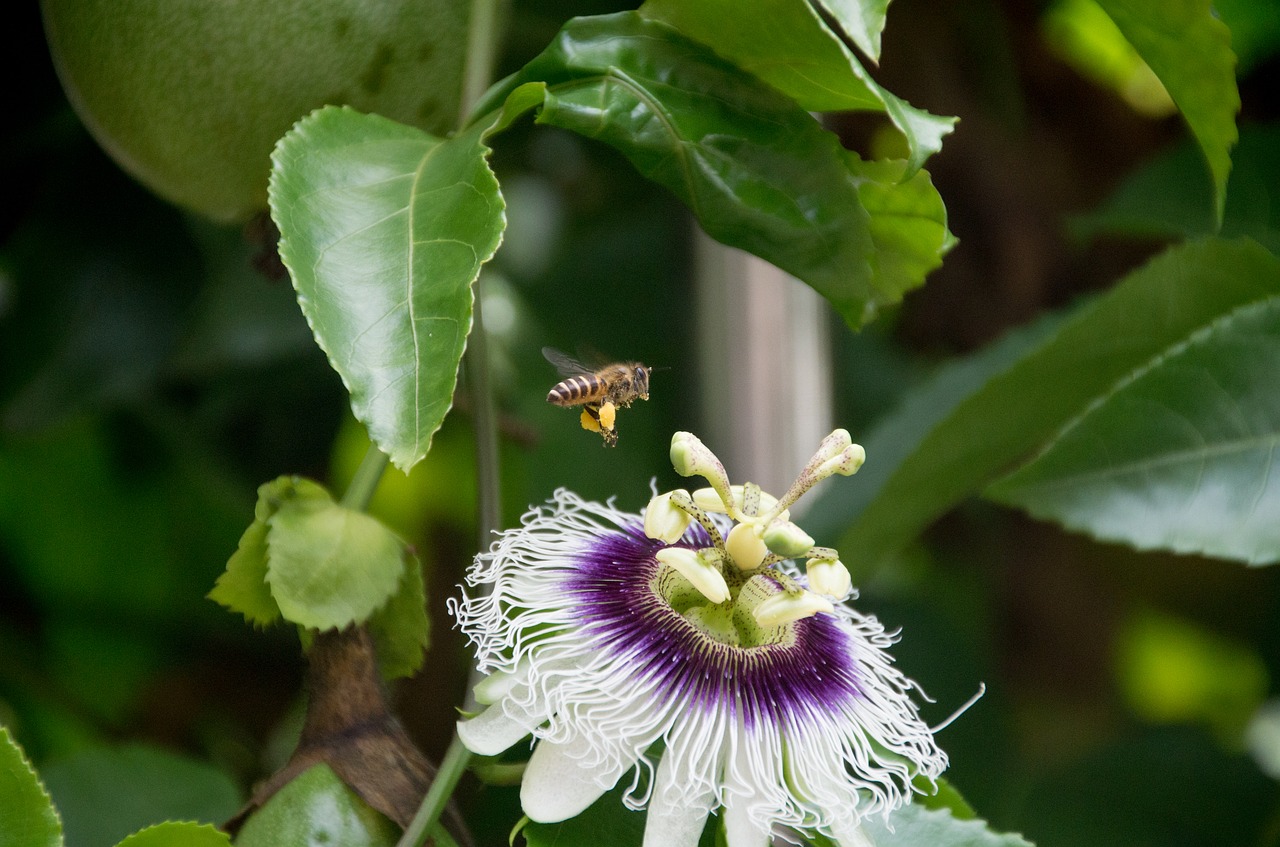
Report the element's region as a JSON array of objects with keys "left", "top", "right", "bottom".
[
  {"left": 396, "top": 3, "right": 503, "bottom": 846},
  {"left": 467, "top": 289, "right": 503, "bottom": 550},
  {"left": 339, "top": 444, "right": 390, "bottom": 511},
  {"left": 460, "top": 0, "right": 503, "bottom": 122},
  {"left": 396, "top": 734, "right": 471, "bottom": 847}
]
